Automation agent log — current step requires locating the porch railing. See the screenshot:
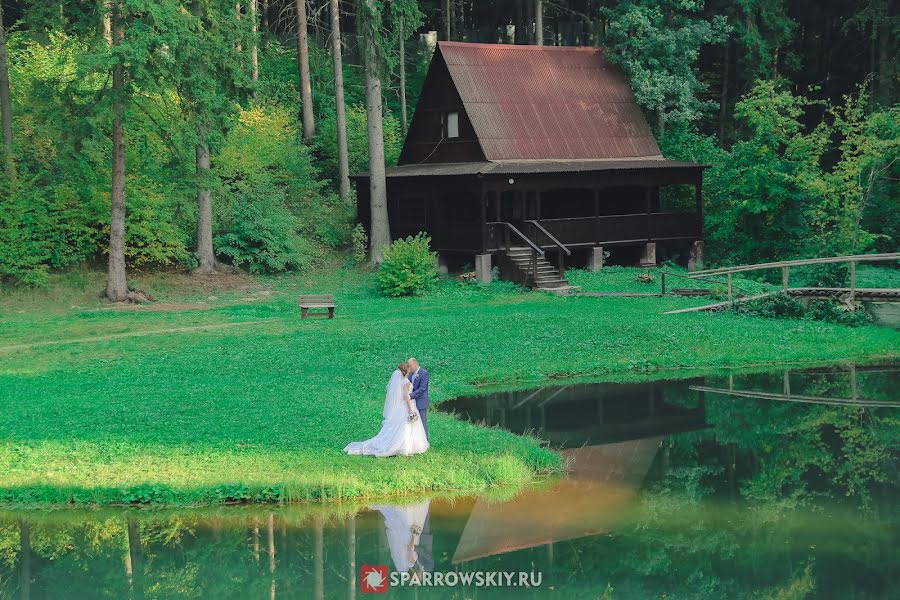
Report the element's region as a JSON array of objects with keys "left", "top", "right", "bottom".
[
  {"left": 486, "top": 221, "right": 543, "bottom": 287},
  {"left": 525, "top": 220, "right": 571, "bottom": 277}
]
